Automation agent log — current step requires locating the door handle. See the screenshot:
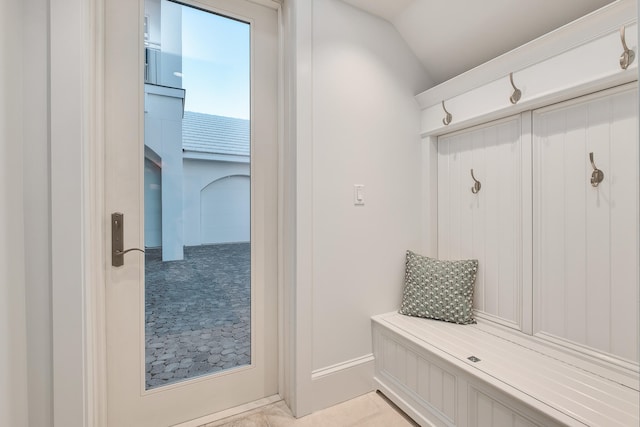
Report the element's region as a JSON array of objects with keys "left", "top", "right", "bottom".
[{"left": 112, "top": 212, "right": 145, "bottom": 267}]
